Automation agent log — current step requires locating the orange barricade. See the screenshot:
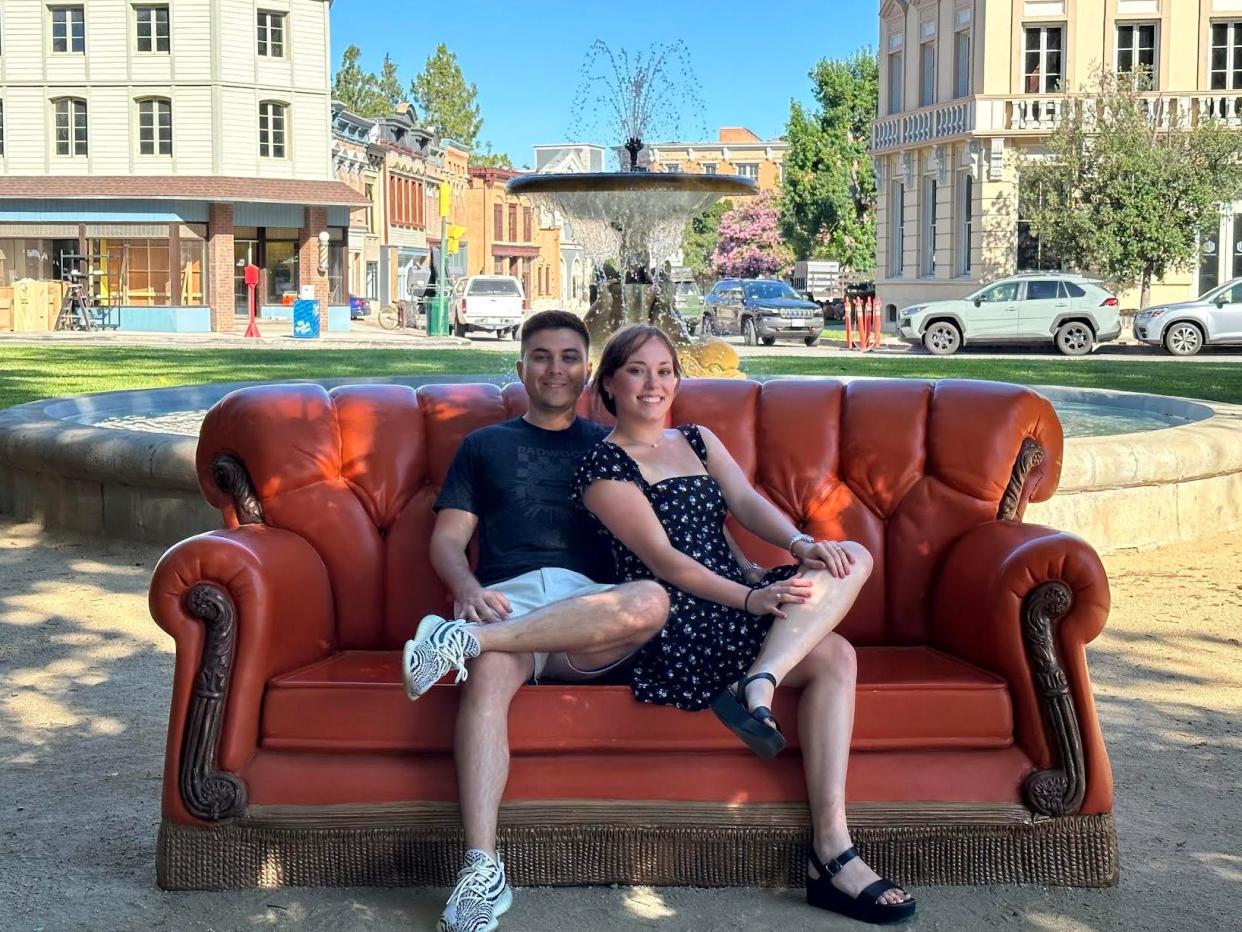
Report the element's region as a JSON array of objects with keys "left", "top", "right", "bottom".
[
  {"left": 860, "top": 296, "right": 871, "bottom": 352},
  {"left": 870, "top": 297, "right": 881, "bottom": 350},
  {"left": 844, "top": 297, "right": 854, "bottom": 349}
]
